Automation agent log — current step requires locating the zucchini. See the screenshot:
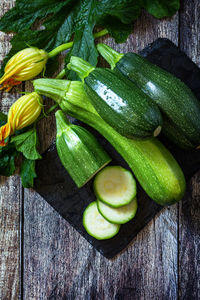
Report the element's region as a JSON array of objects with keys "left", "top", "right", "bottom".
[
  {"left": 93, "top": 166, "right": 136, "bottom": 207},
  {"left": 97, "top": 197, "right": 137, "bottom": 224},
  {"left": 67, "top": 56, "right": 163, "bottom": 139},
  {"left": 55, "top": 110, "right": 111, "bottom": 188},
  {"left": 83, "top": 201, "right": 120, "bottom": 240},
  {"left": 97, "top": 43, "right": 200, "bottom": 149},
  {"left": 163, "top": 115, "right": 197, "bottom": 149},
  {"left": 34, "top": 78, "right": 186, "bottom": 206}
]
